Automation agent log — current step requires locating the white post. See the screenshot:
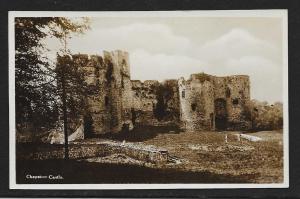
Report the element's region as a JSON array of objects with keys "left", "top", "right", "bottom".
[{"left": 225, "top": 134, "right": 228, "bottom": 143}]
